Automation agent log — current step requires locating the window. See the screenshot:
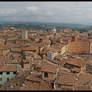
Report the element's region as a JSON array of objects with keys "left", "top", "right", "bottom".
[
  {"left": 7, "top": 72, "right": 10, "bottom": 74},
  {"left": 0, "top": 72, "right": 2, "bottom": 75},
  {"left": 44, "top": 72, "right": 48, "bottom": 78},
  {"left": 58, "top": 84, "right": 61, "bottom": 88},
  {"left": 13, "top": 72, "right": 17, "bottom": 75}
]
